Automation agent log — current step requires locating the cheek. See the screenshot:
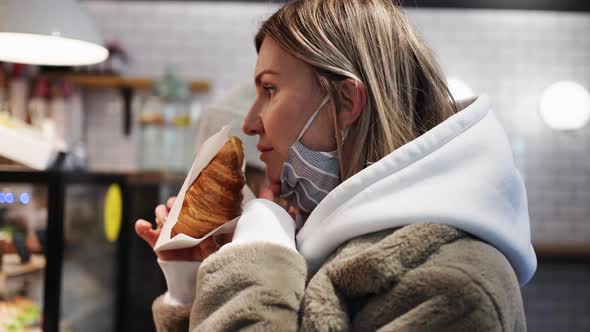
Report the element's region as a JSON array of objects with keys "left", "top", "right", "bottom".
[
  {"left": 264, "top": 107, "right": 296, "bottom": 156},
  {"left": 264, "top": 116, "right": 289, "bottom": 176},
  {"left": 262, "top": 105, "right": 298, "bottom": 181}
]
